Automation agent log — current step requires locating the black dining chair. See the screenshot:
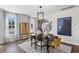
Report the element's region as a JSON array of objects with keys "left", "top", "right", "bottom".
[{"left": 35, "top": 35, "right": 48, "bottom": 53}]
